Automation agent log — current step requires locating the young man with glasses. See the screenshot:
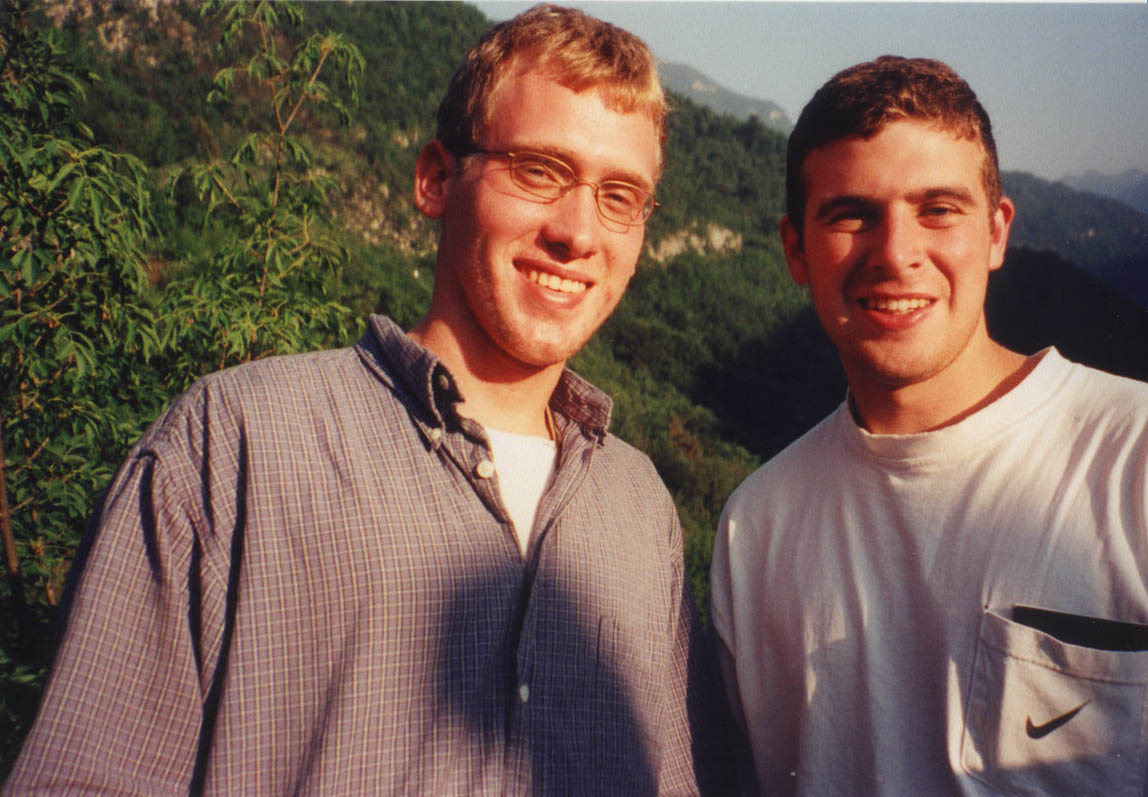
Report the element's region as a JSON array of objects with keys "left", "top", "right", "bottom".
[
  {"left": 710, "top": 55, "right": 1148, "bottom": 794},
  {"left": 9, "top": 6, "right": 730, "bottom": 793}
]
